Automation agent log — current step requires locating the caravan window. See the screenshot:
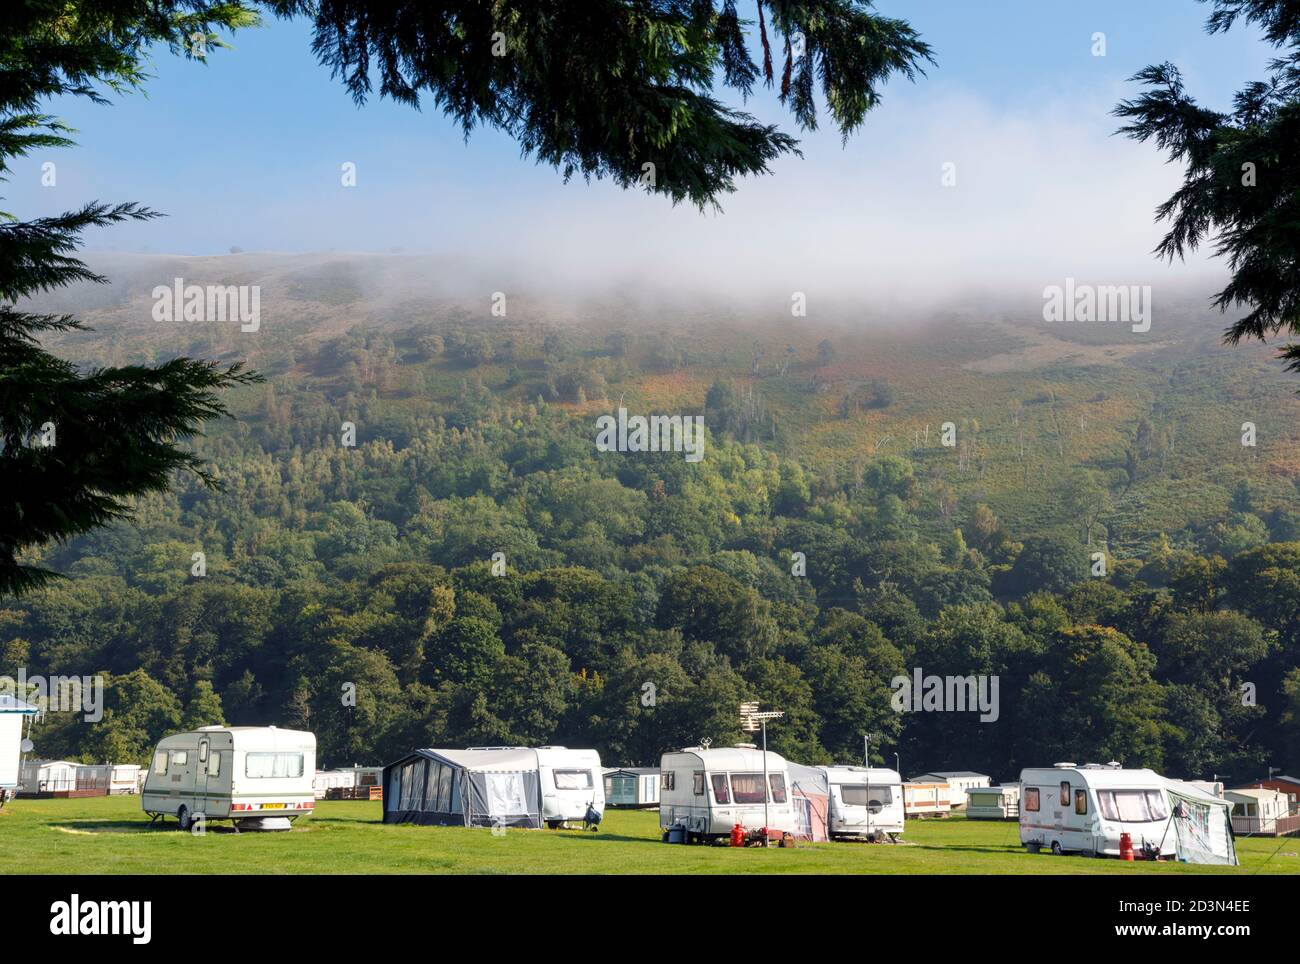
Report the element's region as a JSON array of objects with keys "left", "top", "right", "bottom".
[
  {"left": 207, "top": 752, "right": 221, "bottom": 778},
  {"left": 172, "top": 751, "right": 188, "bottom": 767},
  {"left": 1024, "top": 787, "right": 1040, "bottom": 812},
  {"left": 153, "top": 752, "right": 168, "bottom": 776},
  {"left": 711, "top": 774, "right": 730, "bottom": 804},
  {"left": 1098, "top": 790, "right": 1168, "bottom": 822},
  {"left": 1059, "top": 781, "right": 1070, "bottom": 806},
  {"left": 842, "top": 785, "right": 893, "bottom": 807},
  {"left": 730, "top": 773, "right": 767, "bottom": 804},
  {"left": 1074, "top": 789, "right": 1088, "bottom": 815},
  {"left": 768, "top": 774, "right": 787, "bottom": 804},
  {"left": 661, "top": 771, "right": 675, "bottom": 791},
  {"left": 245, "top": 752, "right": 305, "bottom": 779},
  {"left": 437, "top": 764, "right": 453, "bottom": 812},
  {"left": 553, "top": 769, "right": 593, "bottom": 790},
  {"left": 693, "top": 771, "right": 705, "bottom": 796},
  {"left": 424, "top": 764, "right": 442, "bottom": 810}
]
